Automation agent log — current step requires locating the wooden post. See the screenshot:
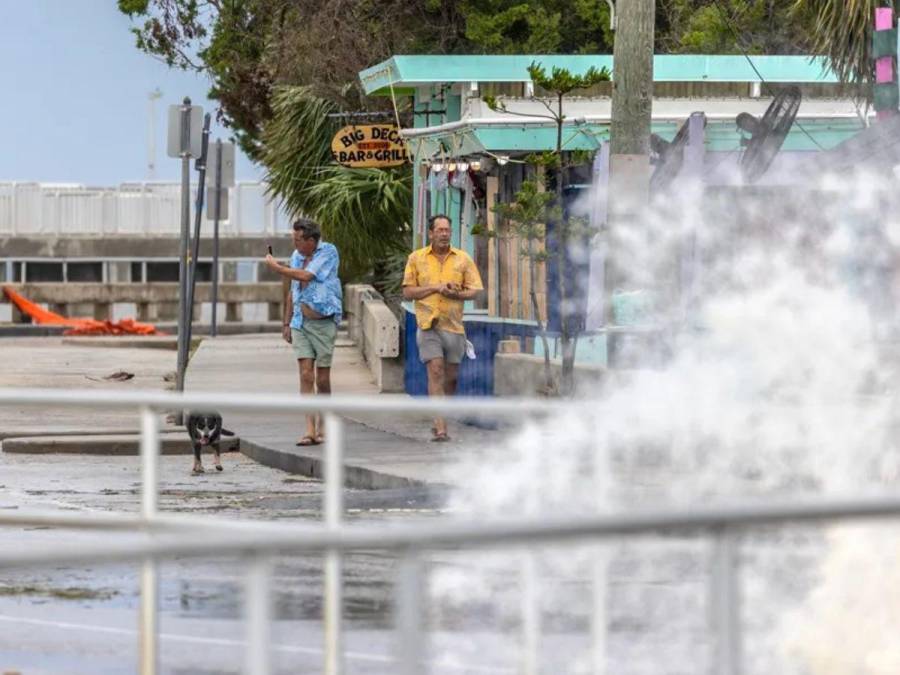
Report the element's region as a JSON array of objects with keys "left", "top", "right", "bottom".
[
  {"left": 607, "top": 0, "right": 655, "bottom": 312},
  {"left": 486, "top": 176, "right": 499, "bottom": 317},
  {"left": 874, "top": 7, "right": 898, "bottom": 121},
  {"left": 600, "top": 0, "right": 656, "bottom": 384}
]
